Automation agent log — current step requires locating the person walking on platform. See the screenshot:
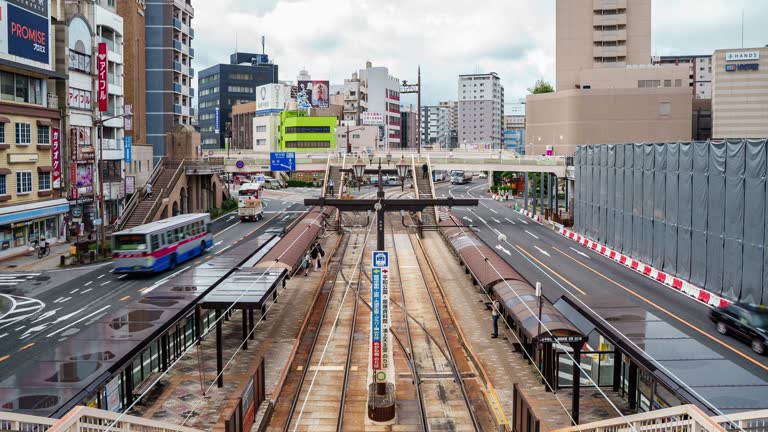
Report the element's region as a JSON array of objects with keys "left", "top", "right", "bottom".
[
  {"left": 310, "top": 243, "right": 320, "bottom": 271},
  {"left": 302, "top": 252, "right": 311, "bottom": 276},
  {"left": 491, "top": 297, "right": 500, "bottom": 338}
]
